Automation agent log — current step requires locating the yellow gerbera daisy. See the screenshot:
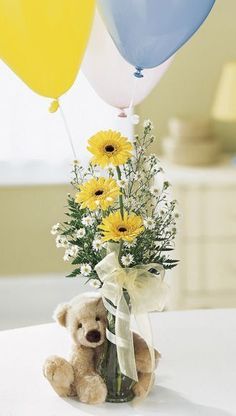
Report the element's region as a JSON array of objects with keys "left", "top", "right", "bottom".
[
  {"left": 87, "top": 130, "right": 133, "bottom": 168},
  {"left": 75, "top": 177, "right": 120, "bottom": 211},
  {"left": 98, "top": 211, "right": 144, "bottom": 242}
]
